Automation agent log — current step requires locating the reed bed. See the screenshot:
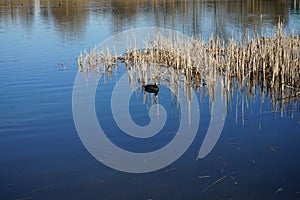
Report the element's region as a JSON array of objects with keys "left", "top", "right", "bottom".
[{"left": 78, "top": 22, "right": 300, "bottom": 119}]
